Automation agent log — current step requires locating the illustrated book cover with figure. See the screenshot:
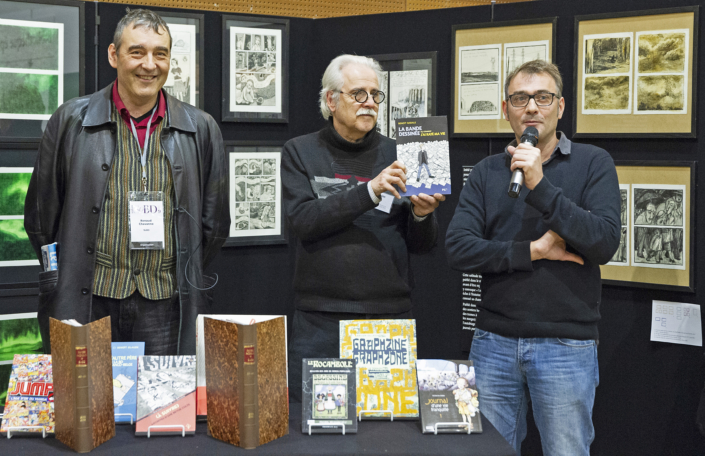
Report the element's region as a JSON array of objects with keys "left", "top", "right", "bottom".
[
  {"left": 111, "top": 342, "right": 144, "bottom": 423},
  {"left": 395, "top": 116, "right": 450, "bottom": 196},
  {"left": 301, "top": 358, "right": 357, "bottom": 434},
  {"left": 339, "top": 319, "right": 419, "bottom": 419},
  {"left": 417, "top": 359, "right": 482, "bottom": 434},
  {"left": 203, "top": 315, "right": 288, "bottom": 449},
  {"left": 135, "top": 355, "right": 196, "bottom": 436},
  {"left": 0, "top": 354, "right": 54, "bottom": 435}
]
